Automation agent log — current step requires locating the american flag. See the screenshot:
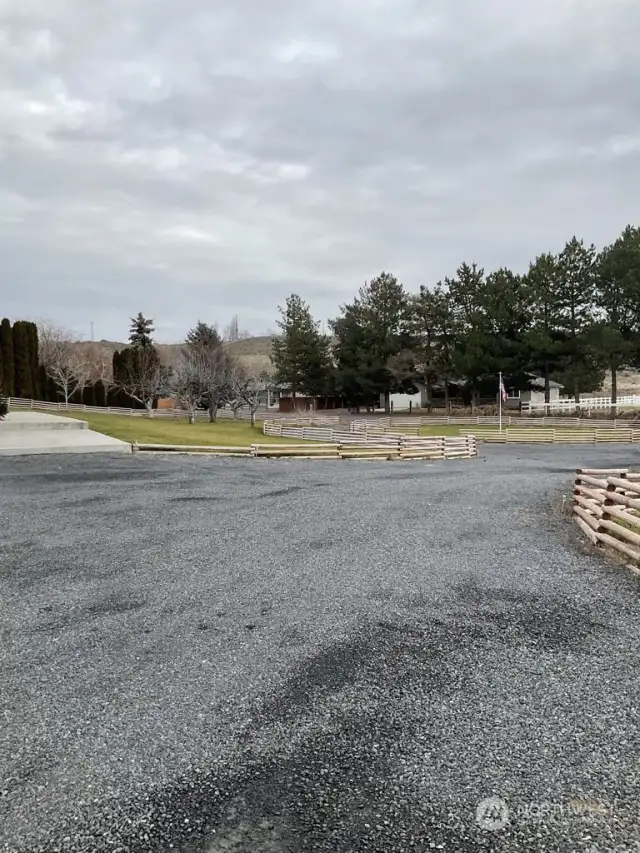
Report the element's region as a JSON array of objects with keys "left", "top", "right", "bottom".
[{"left": 499, "top": 375, "right": 507, "bottom": 402}]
